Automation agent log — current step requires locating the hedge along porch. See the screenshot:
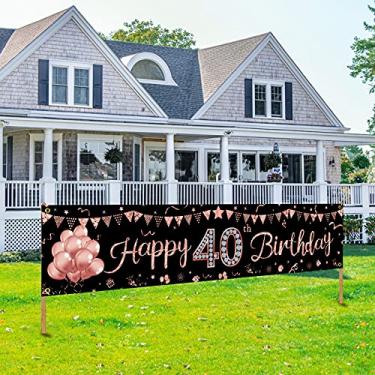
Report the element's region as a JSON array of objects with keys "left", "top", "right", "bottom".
[{"left": 0, "top": 116, "right": 374, "bottom": 251}]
